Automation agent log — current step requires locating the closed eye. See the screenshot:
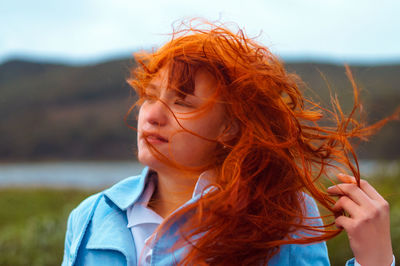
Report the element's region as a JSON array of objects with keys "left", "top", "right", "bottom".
[{"left": 174, "top": 99, "right": 194, "bottom": 108}]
